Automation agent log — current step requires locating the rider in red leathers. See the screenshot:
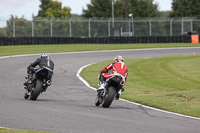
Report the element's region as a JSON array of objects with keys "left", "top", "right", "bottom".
[{"left": 98, "top": 55, "right": 128, "bottom": 100}]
